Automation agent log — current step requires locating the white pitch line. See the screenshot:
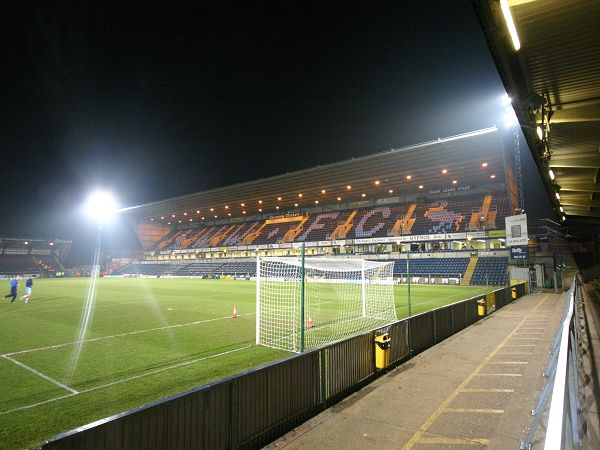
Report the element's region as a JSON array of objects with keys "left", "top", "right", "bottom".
[
  {"left": 3, "top": 312, "right": 253, "bottom": 357},
  {"left": 0, "top": 345, "right": 252, "bottom": 415},
  {"left": 1, "top": 355, "right": 78, "bottom": 395}
]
